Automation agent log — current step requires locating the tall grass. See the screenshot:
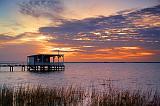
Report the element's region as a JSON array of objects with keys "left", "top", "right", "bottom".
[{"left": 0, "top": 84, "right": 159, "bottom": 106}]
